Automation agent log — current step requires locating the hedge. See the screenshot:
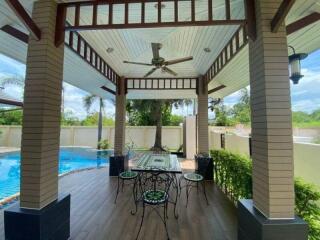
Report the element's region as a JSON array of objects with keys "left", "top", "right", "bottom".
[{"left": 210, "top": 149, "right": 320, "bottom": 240}]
